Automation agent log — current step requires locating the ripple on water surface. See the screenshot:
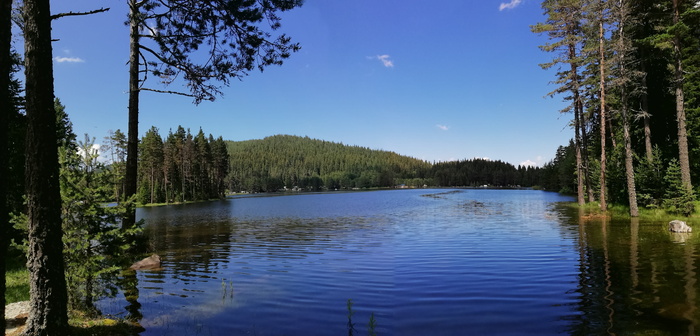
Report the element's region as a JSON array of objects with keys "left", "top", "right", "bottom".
[{"left": 98, "top": 190, "right": 599, "bottom": 335}]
